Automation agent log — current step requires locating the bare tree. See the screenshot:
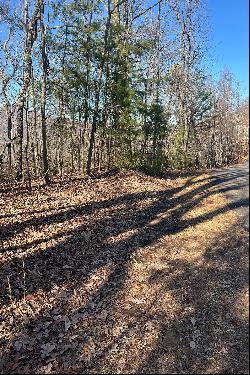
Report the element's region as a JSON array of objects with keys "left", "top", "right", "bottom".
[
  {"left": 40, "top": 0, "right": 50, "bottom": 184},
  {"left": 15, "top": 0, "right": 40, "bottom": 180}
]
